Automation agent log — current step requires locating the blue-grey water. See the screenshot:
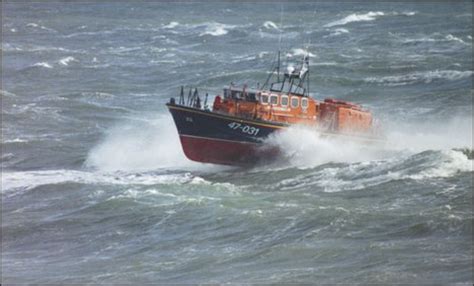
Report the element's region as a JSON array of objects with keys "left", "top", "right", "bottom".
[{"left": 2, "top": 2, "right": 473, "bottom": 284}]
